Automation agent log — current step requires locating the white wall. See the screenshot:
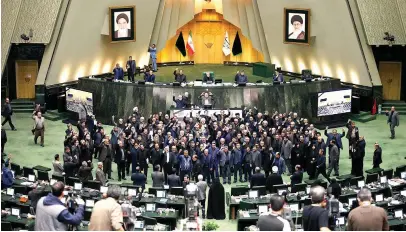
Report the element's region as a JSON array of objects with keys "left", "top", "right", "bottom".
[
  {"left": 258, "top": 0, "right": 373, "bottom": 86},
  {"left": 45, "top": 0, "right": 160, "bottom": 85}
]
